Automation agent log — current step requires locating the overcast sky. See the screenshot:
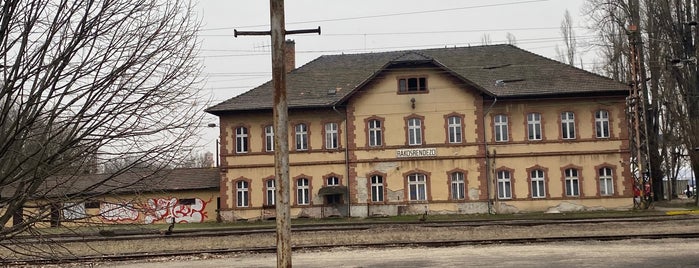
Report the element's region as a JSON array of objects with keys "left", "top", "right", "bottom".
[{"left": 196, "top": 0, "right": 592, "bottom": 153}]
